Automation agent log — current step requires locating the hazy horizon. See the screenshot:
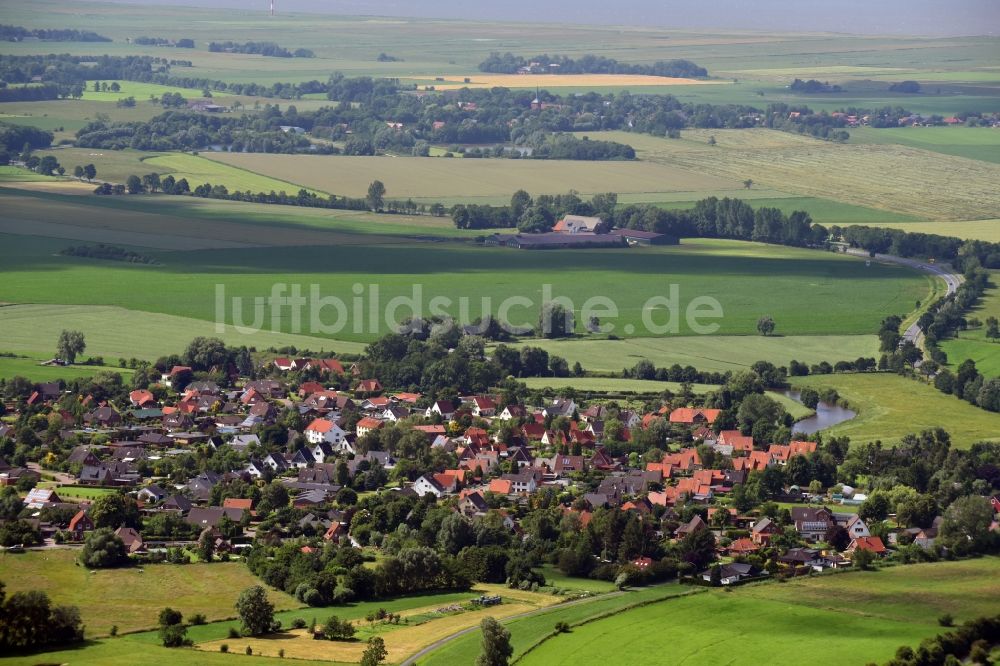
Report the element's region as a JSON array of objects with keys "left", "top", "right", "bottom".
[{"left": 97, "top": 0, "right": 1000, "bottom": 37}]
